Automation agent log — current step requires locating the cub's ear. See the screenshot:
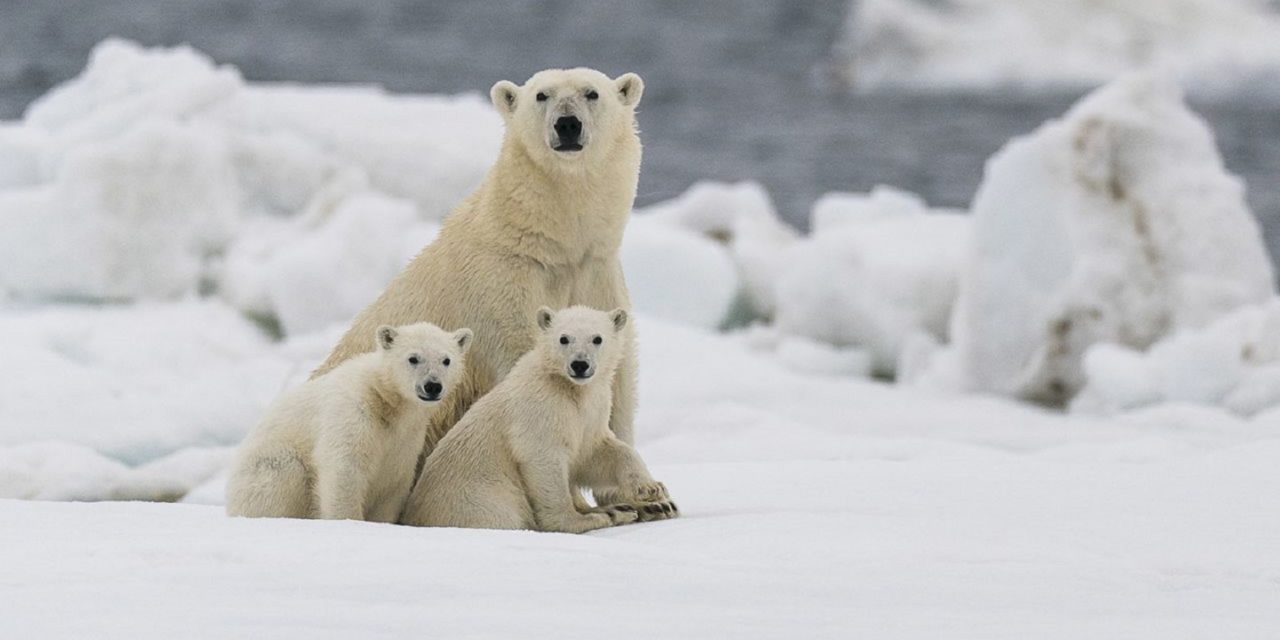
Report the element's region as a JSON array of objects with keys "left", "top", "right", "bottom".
[
  {"left": 536, "top": 307, "right": 555, "bottom": 332},
  {"left": 609, "top": 308, "right": 629, "bottom": 332},
  {"left": 454, "top": 328, "right": 474, "bottom": 352},
  {"left": 376, "top": 325, "right": 397, "bottom": 350},
  {"left": 490, "top": 80, "right": 519, "bottom": 116},
  {"left": 614, "top": 73, "right": 643, "bottom": 108}
]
